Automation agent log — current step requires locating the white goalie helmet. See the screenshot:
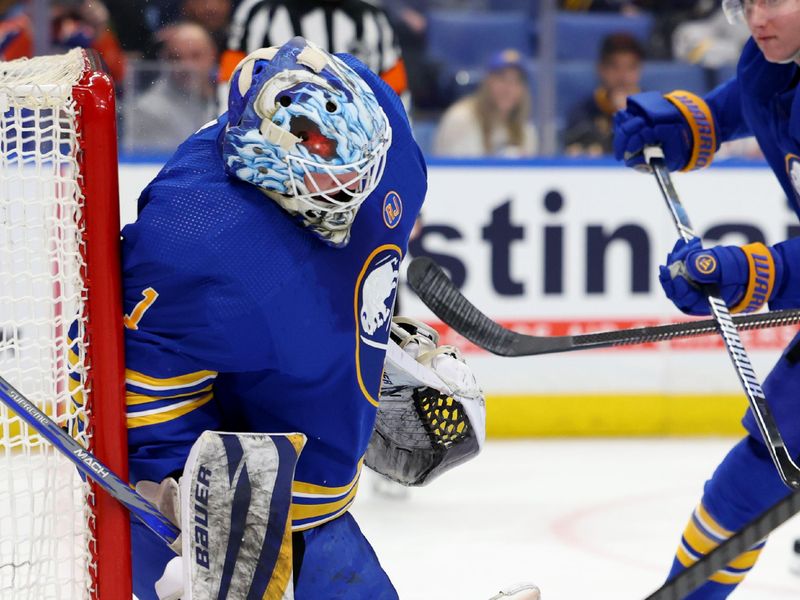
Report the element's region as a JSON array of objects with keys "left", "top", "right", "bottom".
[{"left": 223, "top": 37, "right": 392, "bottom": 246}]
